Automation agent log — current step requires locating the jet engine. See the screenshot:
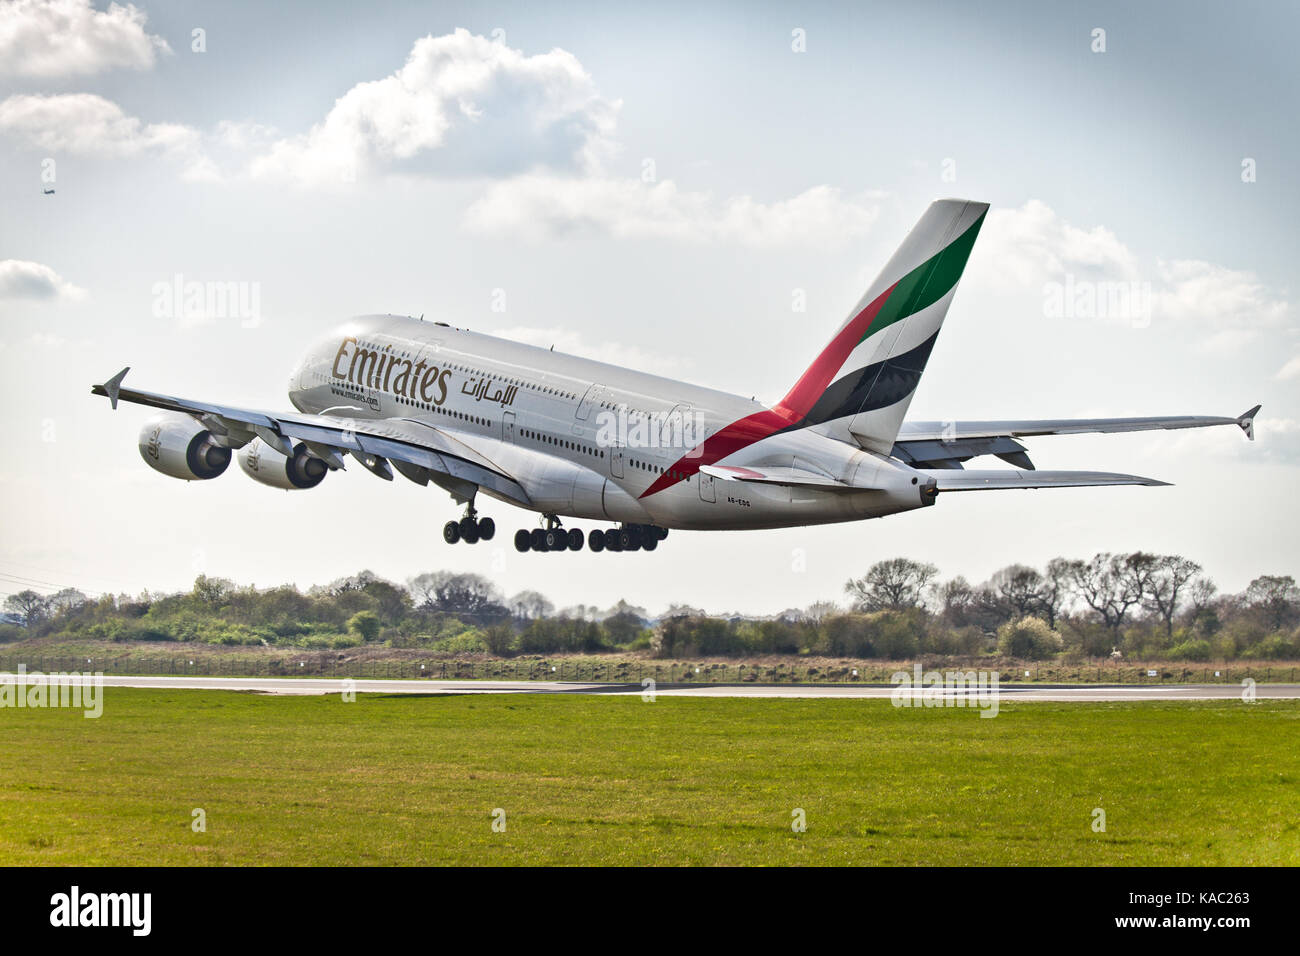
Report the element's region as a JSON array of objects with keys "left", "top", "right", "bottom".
[
  {"left": 138, "top": 414, "right": 232, "bottom": 481},
  {"left": 237, "top": 437, "right": 329, "bottom": 490}
]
